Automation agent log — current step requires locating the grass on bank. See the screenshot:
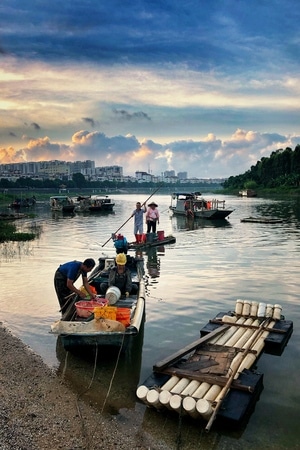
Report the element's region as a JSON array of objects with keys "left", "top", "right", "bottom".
[{"left": 0, "top": 221, "right": 36, "bottom": 243}]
